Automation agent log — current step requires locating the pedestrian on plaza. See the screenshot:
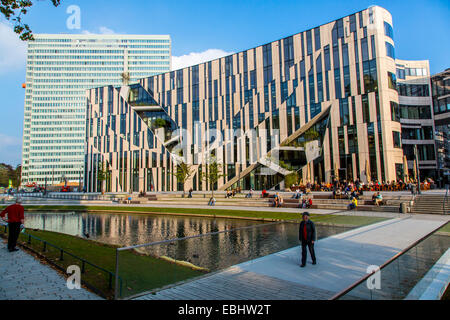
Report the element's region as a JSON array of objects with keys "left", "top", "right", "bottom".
[
  {"left": 299, "top": 212, "right": 317, "bottom": 267},
  {"left": 0, "top": 198, "right": 25, "bottom": 252}
]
